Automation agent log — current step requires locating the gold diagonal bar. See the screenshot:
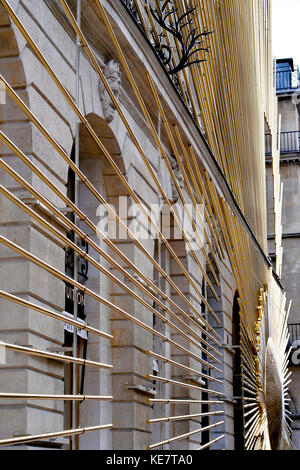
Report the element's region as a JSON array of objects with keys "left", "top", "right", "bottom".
[
  {"left": 186, "top": 146, "right": 226, "bottom": 258},
  {"left": 0, "top": 394, "right": 113, "bottom": 401},
  {"left": 146, "top": 399, "right": 223, "bottom": 405},
  {"left": 146, "top": 421, "right": 224, "bottom": 449},
  {"left": 0, "top": 424, "right": 113, "bottom": 447},
  {"left": 145, "top": 350, "right": 222, "bottom": 382},
  {"left": 147, "top": 410, "right": 224, "bottom": 424},
  {"left": 0, "top": 342, "right": 112, "bottom": 369},
  {"left": 0, "top": 289, "right": 112, "bottom": 341},
  {"left": 196, "top": 435, "right": 225, "bottom": 450},
  {"left": 146, "top": 71, "right": 221, "bottom": 287},
  {"left": 146, "top": 374, "right": 223, "bottom": 395},
  {"left": 173, "top": 125, "right": 224, "bottom": 262},
  {"left": 92, "top": 0, "right": 222, "bottom": 303}
]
